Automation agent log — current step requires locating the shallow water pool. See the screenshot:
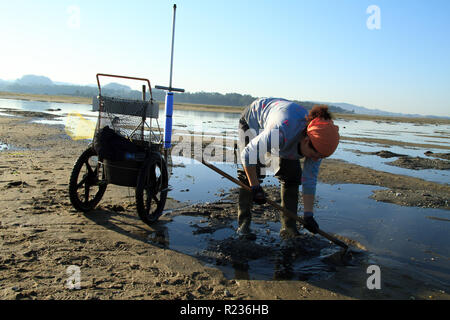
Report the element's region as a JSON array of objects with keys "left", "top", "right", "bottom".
[{"left": 144, "top": 160, "right": 450, "bottom": 287}]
